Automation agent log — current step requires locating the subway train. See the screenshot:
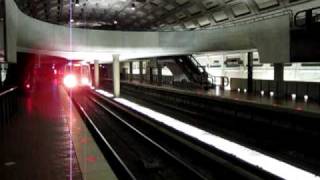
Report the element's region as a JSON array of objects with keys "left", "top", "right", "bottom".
[{"left": 63, "top": 62, "right": 92, "bottom": 89}]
